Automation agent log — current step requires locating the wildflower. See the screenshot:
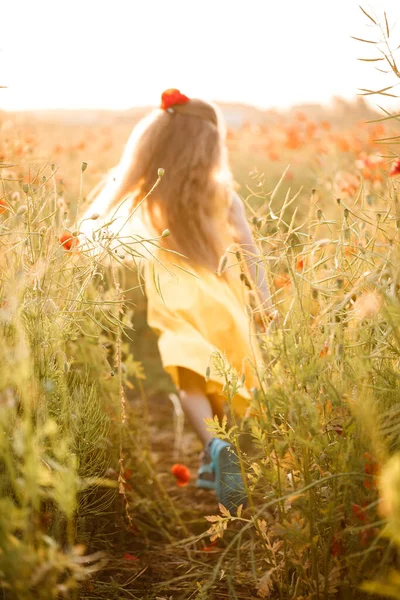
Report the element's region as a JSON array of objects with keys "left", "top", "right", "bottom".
[
  {"left": 124, "top": 468, "right": 133, "bottom": 480},
  {"left": 274, "top": 274, "right": 291, "bottom": 289},
  {"left": 161, "top": 89, "right": 190, "bottom": 110},
  {"left": 352, "top": 503, "right": 368, "bottom": 523},
  {"left": 268, "top": 150, "right": 279, "bottom": 162},
  {"left": 344, "top": 245, "right": 356, "bottom": 257},
  {"left": 0, "top": 199, "right": 7, "bottom": 214},
  {"left": 123, "top": 552, "right": 139, "bottom": 561},
  {"left": 330, "top": 534, "right": 342, "bottom": 557},
  {"left": 389, "top": 158, "right": 400, "bottom": 177},
  {"left": 296, "top": 256, "right": 304, "bottom": 271},
  {"left": 59, "top": 232, "right": 79, "bottom": 251},
  {"left": 320, "top": 341, "right": 328, "bottom": 358},
  {"left": 171, "top": 463, "right": 191, "bottom": 487},
  {"left": 201, "top": 540, "right": 219, "bottom": 552}
]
